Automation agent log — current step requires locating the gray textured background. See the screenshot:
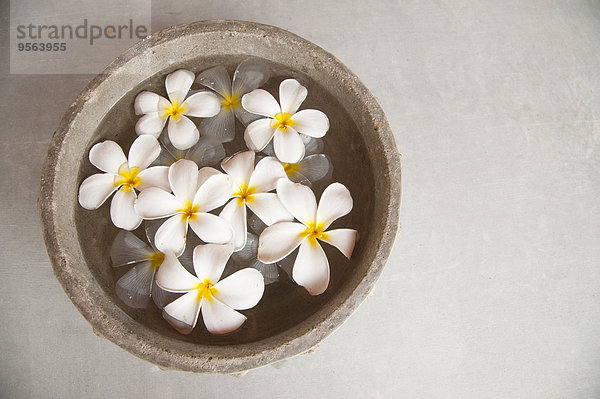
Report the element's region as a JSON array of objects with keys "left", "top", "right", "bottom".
[{"left": 2, "top": 0, "right": 600, "bottom": 397}]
